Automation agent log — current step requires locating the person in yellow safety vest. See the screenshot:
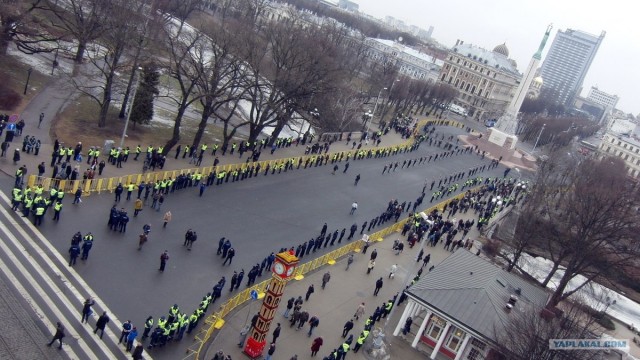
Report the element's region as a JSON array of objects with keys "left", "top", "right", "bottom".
[
  {"left": 56, "top": 189, "right": 64, "bottom": 201},
  {"left": 199, "top": 296, "right": 209, "bottom": 312},
  {"left": 83, "top": 233, "right": 94, "bottom": 242},
  {"left": 383, "top": 300, "right": 393, "bottom": 318},
  {"left": 195, "top": 308, "right": 204, "bottom": 320},
  {"left": 168, "top": 320, "right": 179, "bottom": 339},
  {"left": 217, "top": 171, "right": 225, "bottom": 185},
  {"left": 34, "top": 204, "right": 46, "bottom": 226},
  {"left": 187, "top": 311, "right": 198, "bottom": 333},
  {"left": 147, "top": 146, "right": 153, "bottom": 154},
  {"left": 22, "top": 196, "right": 33, "bottom": 217},
  {"left": 34, "top": 185, "right": 43, "bottom": 195},
  {"left": 49, "top": 187, "right": 57, "bottom": 200},
  {"left": 338, "top": 340, "right": 350, "bottom": 358},
  {"left": 126, "top": 183, "right": 135, "bottom": 200},
  {"left": 134, "top": 145, "right": 142, "bottom": 161},
  {"left": 176, "top": 314, "right": 189, "bottom": 341},
  {"left": 211, "top": 143, "right": 219, "bottom": 156},
  {"left": 157, "top": 316, "right": 167, "bottom": 332},
  {"left": 160, "top": 324, "right": 171, "bottom": 345},
  {"left": 123, "top": 147, "right": 130, "bottom": 161},
  {"left": 200, "top": 143, "right": 207, "bottom": 155},
  {"left": 12, "top": 191, "right": 23, "bottom": 211},
  {"left": 53, "top": 201, "right": 63, "bottom": 221},
  {"left": 12, "top": 187, "right": 21, "bottom": 200},
  {"left": 352, "top": 329, "right": 369, "bottom": 353},
  {"left": 141, "top": 316, "right": 154, "bottom": 340},
  {"left": 169, "top": 304, "right": 180, "bottom": 321}
]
